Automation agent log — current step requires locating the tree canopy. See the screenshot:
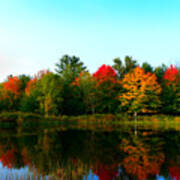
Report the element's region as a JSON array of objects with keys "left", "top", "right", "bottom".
[{"left": 0, "top": 54, "right": 179, "bottom": 115}]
